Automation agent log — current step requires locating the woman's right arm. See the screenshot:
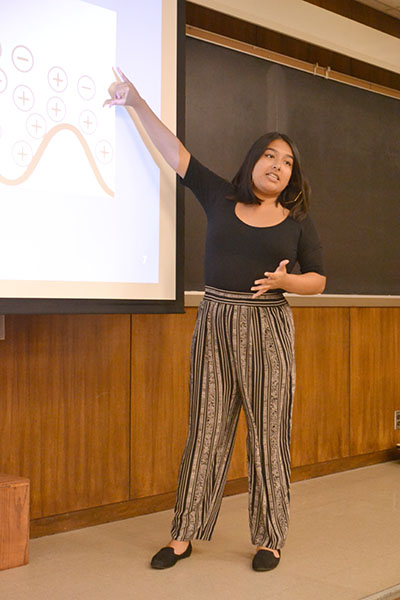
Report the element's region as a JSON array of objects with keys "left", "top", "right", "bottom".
[{"left": 104, "top": 68, "right": 191, "bottom": 178}]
